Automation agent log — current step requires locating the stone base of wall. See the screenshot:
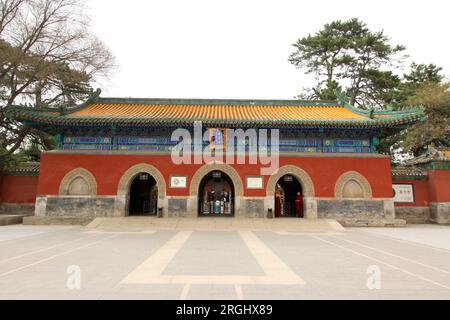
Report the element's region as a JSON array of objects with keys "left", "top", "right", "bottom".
[
  {"left": 168, "top": 198, "right": 188, "bottom": 217},
  {"left": 0, "top": 214, "right": 26, "bottom": 226},
  {"left": 316, "top": 199, "right": 399, "bottom": 226},
  {"left": 36, "top": 196, "right": 116, "bottom": 218},
  {"left": 339, "top": 219, "right": 406, "bottom": 227},
  {"left": 244, "top": 199, "right": 265, "bottom": 218},
  {"left": 34, "top": 195, "right": 400, "bottom": 225},
  {"left": 0, "top": 203, "right": 35, "bottom": 215},
  {"left": 317, "top": 199, "right": 385, "bottom": 220},
  {"left": 430, "top": 202, "right": 450, "bottom": 225},
  {"left": 395, "top": 206, "right": 430, "bottom": 224}
]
